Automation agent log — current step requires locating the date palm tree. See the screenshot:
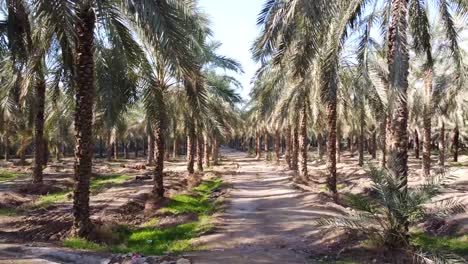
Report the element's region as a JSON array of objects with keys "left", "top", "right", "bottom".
[{"left": 33, "top": 0, "right": 207, "bottom": 238}]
